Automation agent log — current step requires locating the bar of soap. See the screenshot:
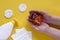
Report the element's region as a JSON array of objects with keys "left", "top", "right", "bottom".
[{"left": 29, "top": 11, "right": 43, "bottom": 26}]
